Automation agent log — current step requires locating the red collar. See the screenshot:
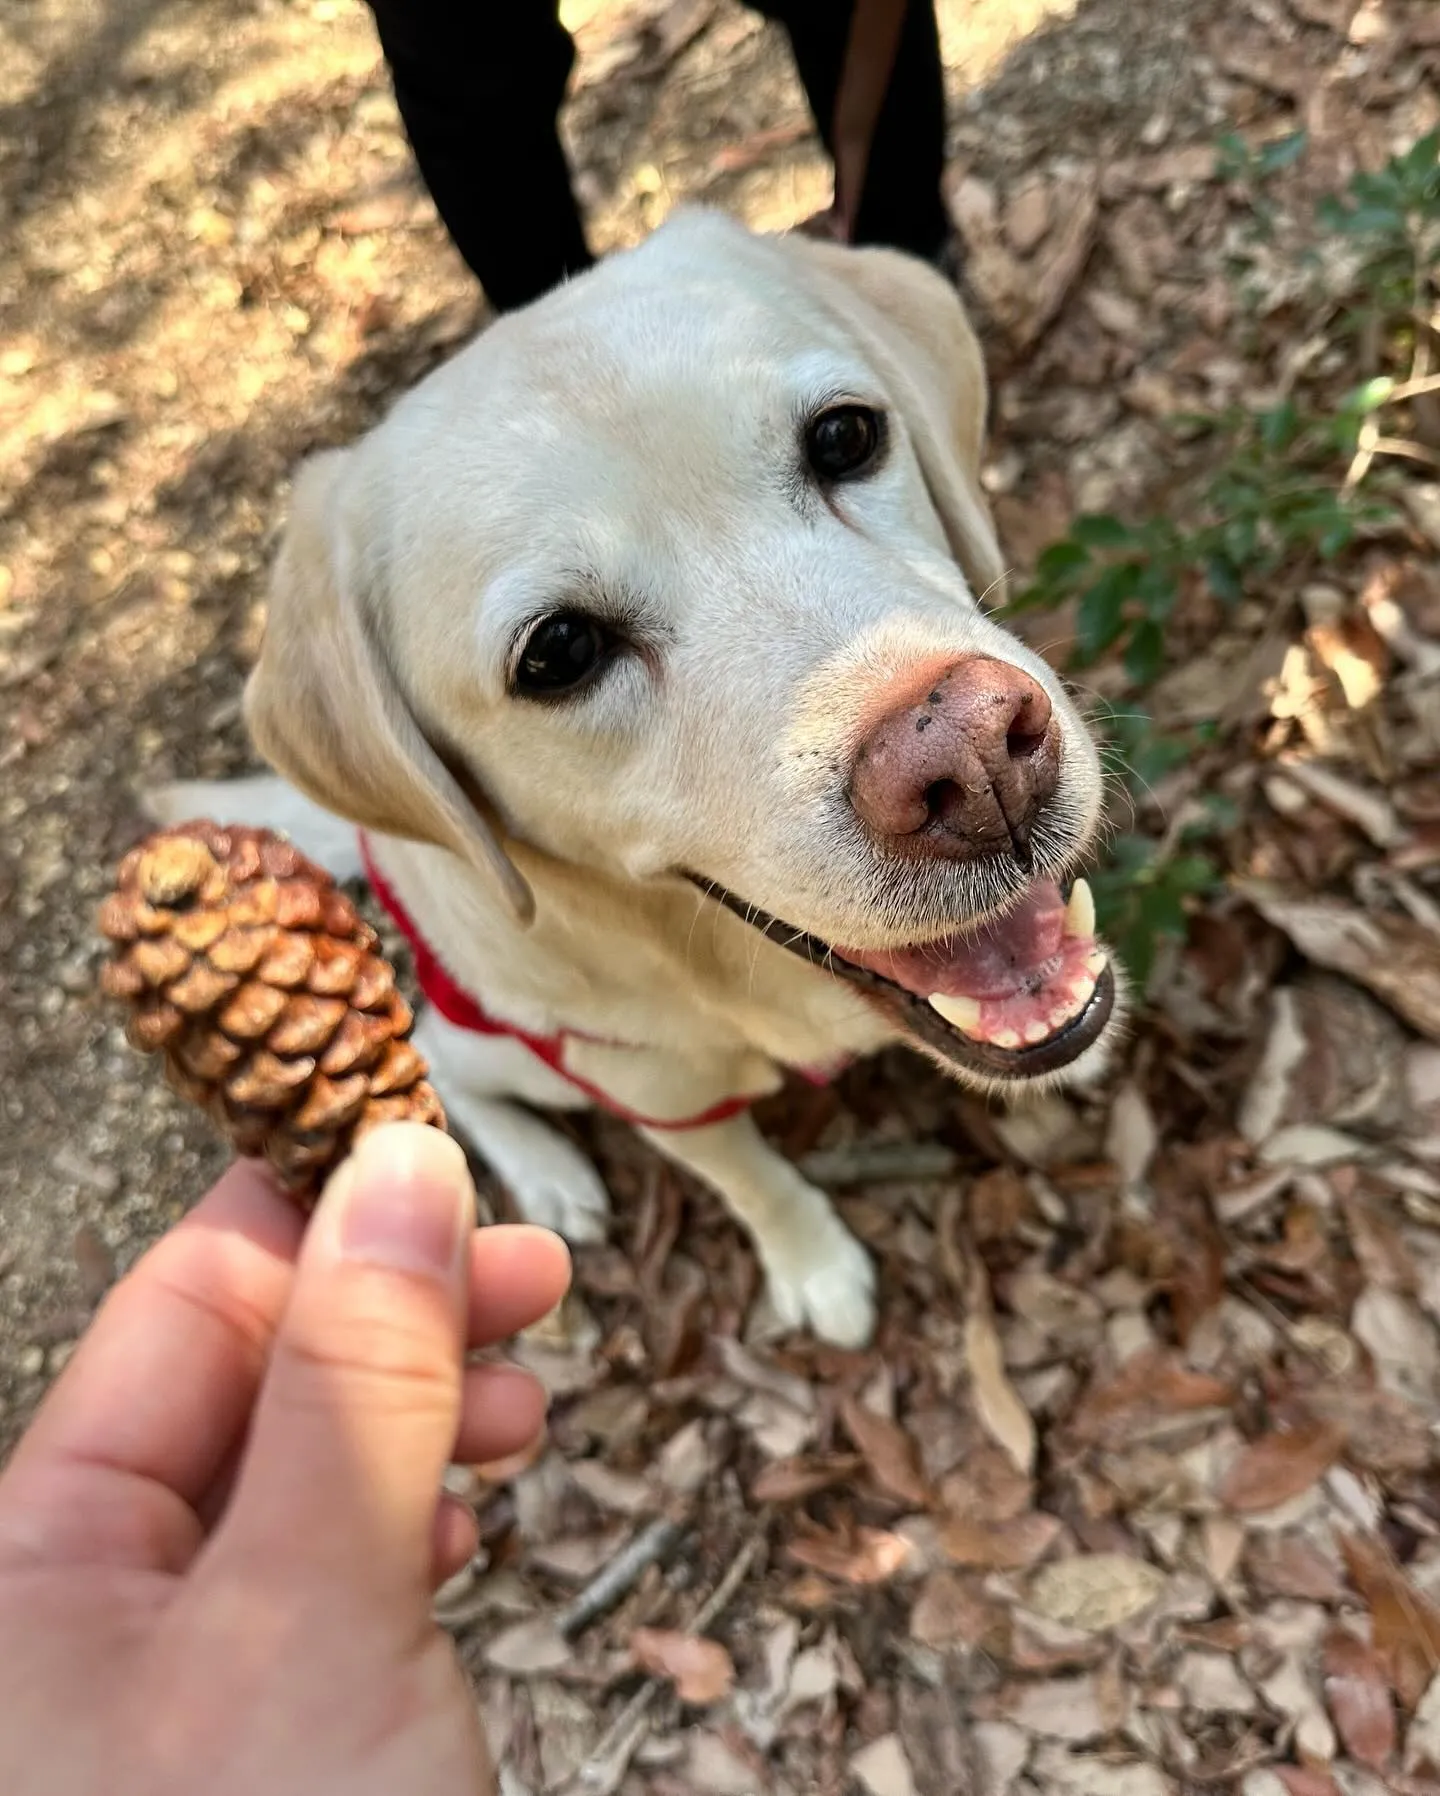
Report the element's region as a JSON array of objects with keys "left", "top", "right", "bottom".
[{"left": 357, "top": 832, "right": 756, "bottom": 1132}]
